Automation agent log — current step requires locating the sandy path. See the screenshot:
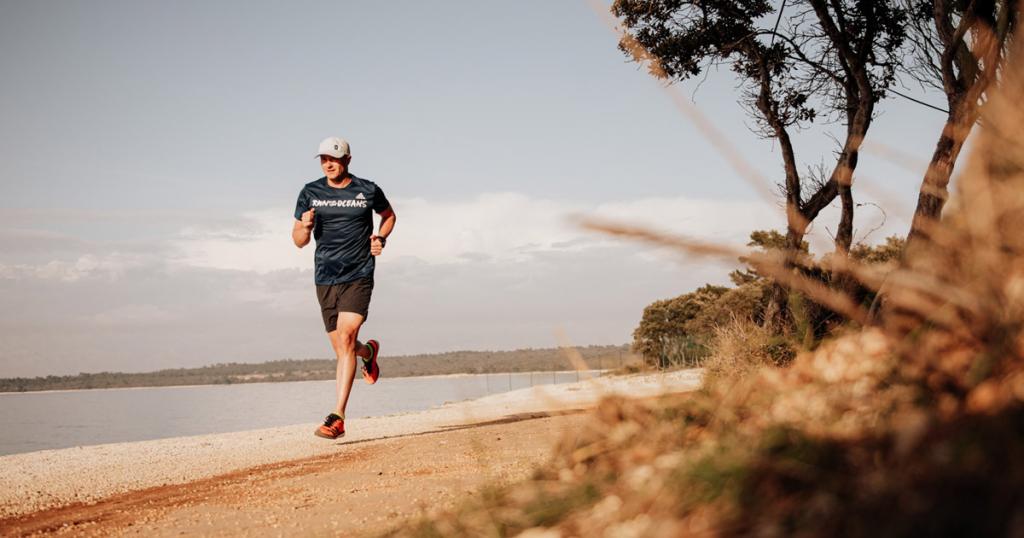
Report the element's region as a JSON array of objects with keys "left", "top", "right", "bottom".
[
  {"left": 2, "top": 411, "right": 586, "bottom": 537},
  {"left": 0, "top": 370, "right": 701, "bottom": 536}
]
